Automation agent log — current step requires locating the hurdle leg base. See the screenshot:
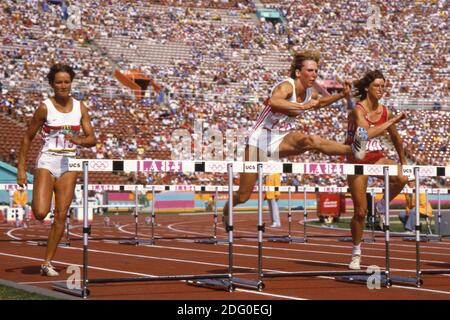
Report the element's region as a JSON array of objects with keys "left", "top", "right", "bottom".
[
  {"left": 390, "top": 275, "right": 423, "bottom": 287},
  {"left": 403, "top": 235, "right": 442, "bottom": 242},
  {"left": 53, "top": 282, "right": 89, "bottom": 298},
  {"left": 335, "top": 274, "right": 391, "bottom": 287},
  {"left": 194, "top": 238, "right": 228, "bottom": 244},
  {"left": 421, "top": 269, "right": 450, "bottom": 275},
  {"left": 232, "top": 278, "right": 265, "bottom": 291},
  {"left": 119, "top": 239, "right": 155, "bottom": 246},
  {"left": 267, "top": 236, "right": 292, "bottom": 243},
  {"left": 58, "top": 242, "right": 70, "bottom": 248},
  {"left": 188, "top": 279, "right": 234, "bottom": 292},
  {"left": 338, "top": 237, "right": 375, "bottom": 243},
  {"left": 268, "top": 236, "right": 307, "bottom": 243}
]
